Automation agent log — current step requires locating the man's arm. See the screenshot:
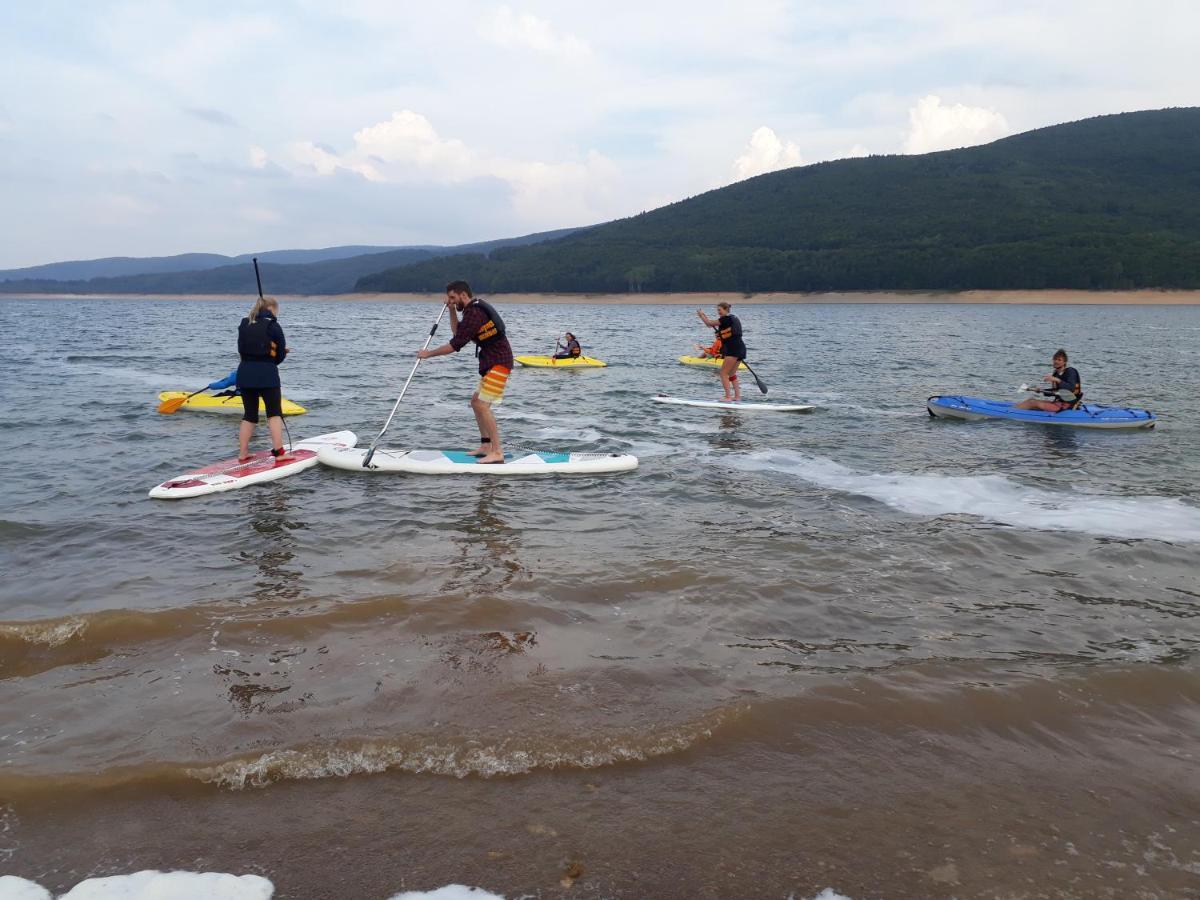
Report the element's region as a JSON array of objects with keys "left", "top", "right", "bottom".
[{"left": 417, "top": 302, "right": 474, "bottom": 358}]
